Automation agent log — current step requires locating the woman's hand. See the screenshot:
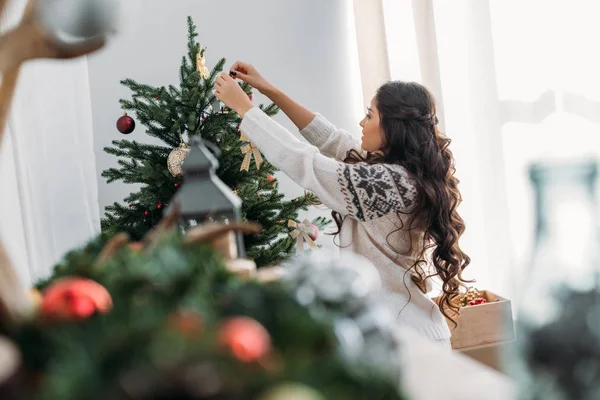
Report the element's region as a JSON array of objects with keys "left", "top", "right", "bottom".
[
  {"left": 229, "top": 61, "right": 273, "bottom": 94},
  {"left": 214, "top": 72, "right": 254, "bottom": 117}
]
